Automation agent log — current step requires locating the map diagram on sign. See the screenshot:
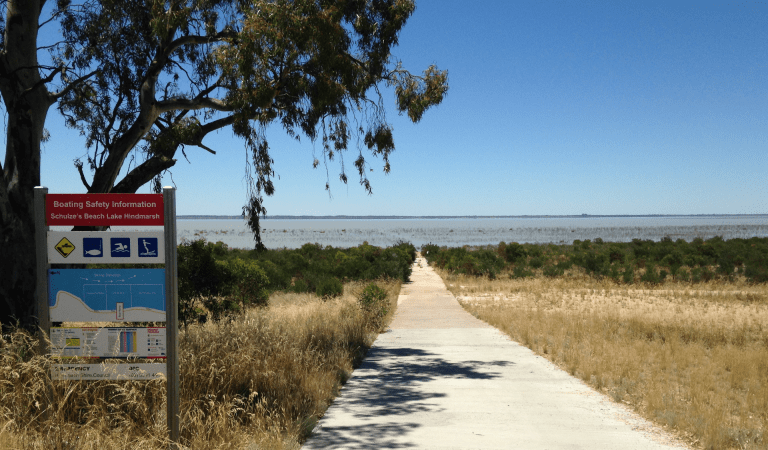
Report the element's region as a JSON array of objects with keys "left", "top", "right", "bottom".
[{"left": 49, "top": 269, "right": 166, "bottom": 322}]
